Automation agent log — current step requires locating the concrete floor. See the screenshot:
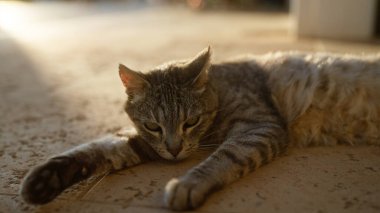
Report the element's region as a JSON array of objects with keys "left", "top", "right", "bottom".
[{"left": 0, "top": 1, "right": 380, "bottom": 213}]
